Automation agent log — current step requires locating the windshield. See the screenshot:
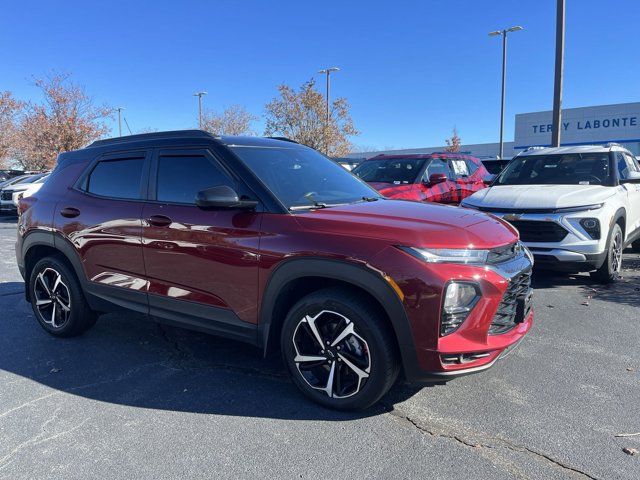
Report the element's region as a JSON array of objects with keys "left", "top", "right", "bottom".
[
  {"left": 496, "top": 153, "right": 611, "bottom": 186},
  {"left": 352, "top": 158, "right": 424, "bottom": 184},
  {"left": 231, "top": 146, "right": 380, "bottom": 209}
]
